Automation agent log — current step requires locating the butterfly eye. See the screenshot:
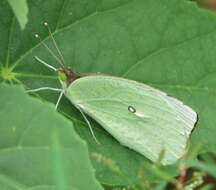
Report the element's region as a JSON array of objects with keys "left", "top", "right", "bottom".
[{"left": 128, "top": 105, "right": 136, "bottom": 113}]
